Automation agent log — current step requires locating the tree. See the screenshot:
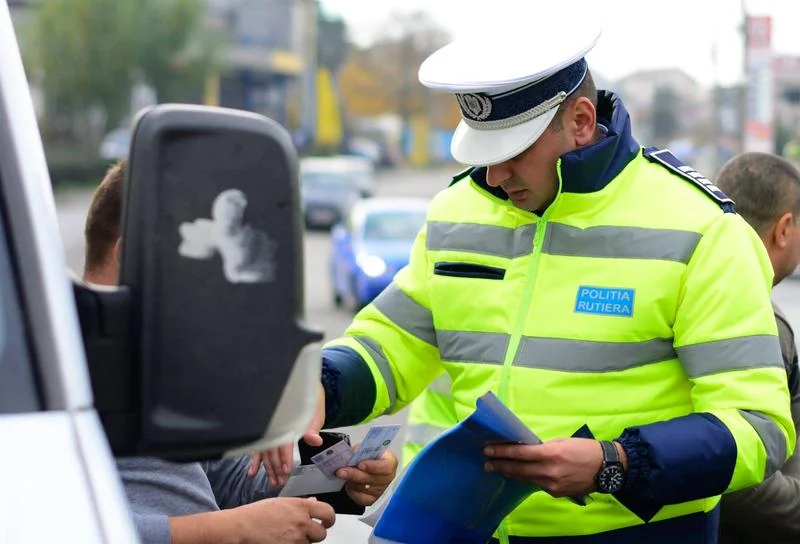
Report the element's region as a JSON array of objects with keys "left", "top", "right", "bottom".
[
  {"left": 134, "top": 0, "right": 223, "bottom": 104},
  {"left": 338, "top": 11, "right": 461, "bottom": 130},
  {"left": 24, "top": 0, "right": 220, "bottom": 142}
]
